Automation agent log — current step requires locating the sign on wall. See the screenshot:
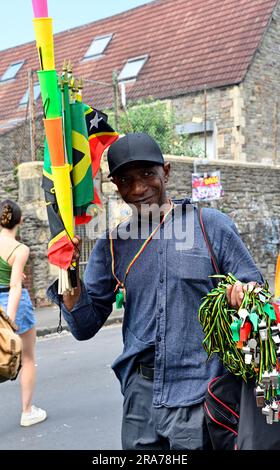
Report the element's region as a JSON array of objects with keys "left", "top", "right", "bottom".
[{"left": 191, "top": 170, "right": 223, "bottom": 202}]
